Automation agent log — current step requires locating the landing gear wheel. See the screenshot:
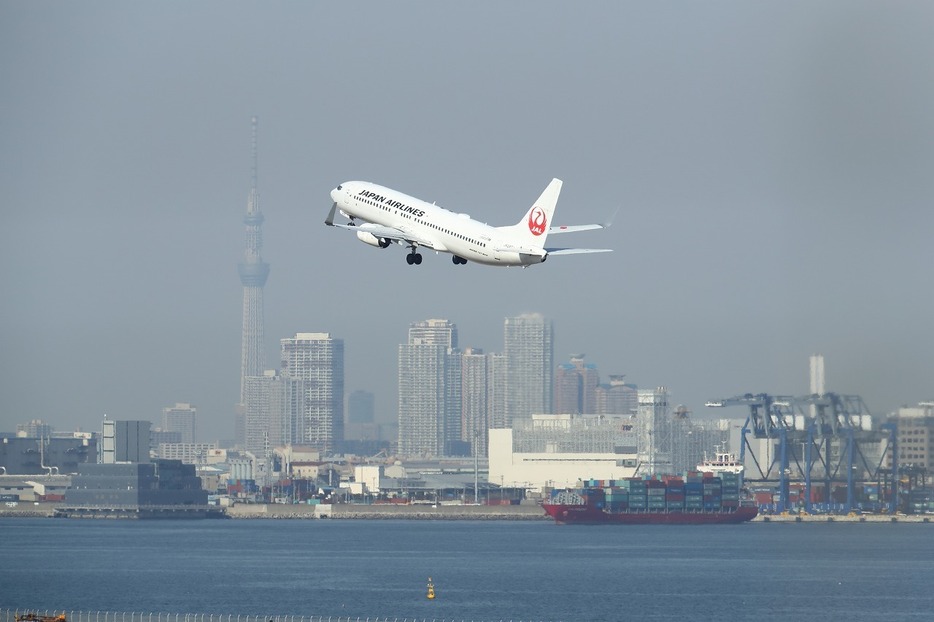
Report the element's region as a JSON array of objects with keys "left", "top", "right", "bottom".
[
  {"left": 452, "top": 255, "right": 466, "bottom": 265},
  {"left": 406, "top": 254, "right": 414, "bottom": 265},
  {"left": 413, "top": 253, "right": 423, "bottom": 265}
]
